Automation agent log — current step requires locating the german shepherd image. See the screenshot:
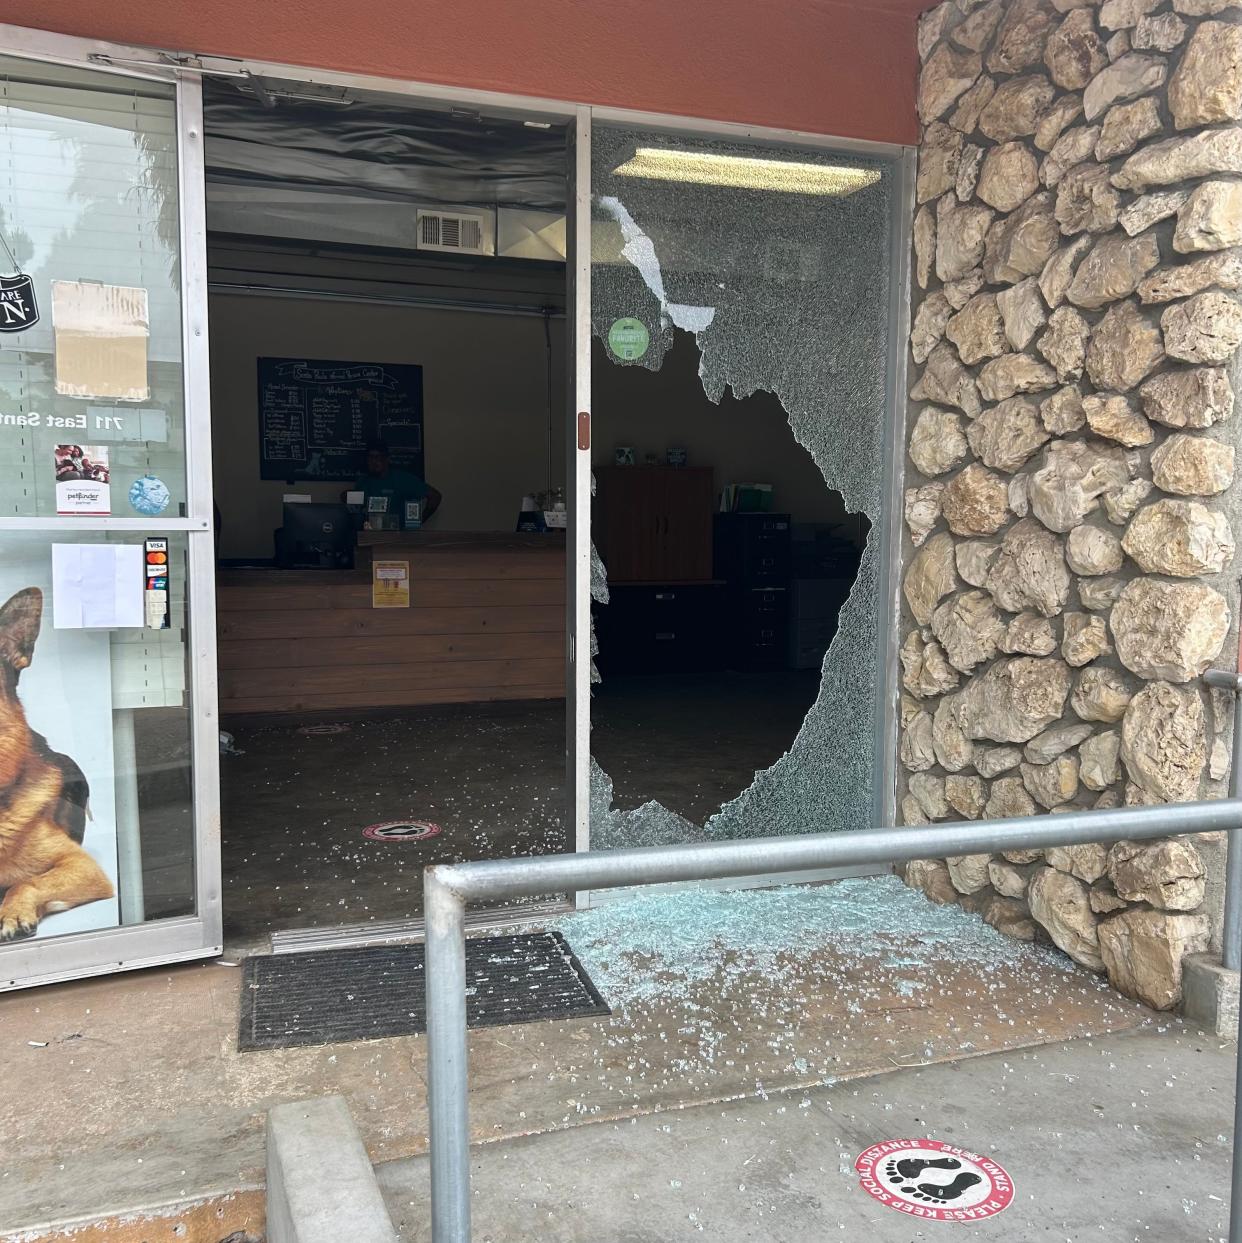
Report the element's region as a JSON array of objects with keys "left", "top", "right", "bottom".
[{"left": 0, "top": 587, "right": 113, "bottom": 940}]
